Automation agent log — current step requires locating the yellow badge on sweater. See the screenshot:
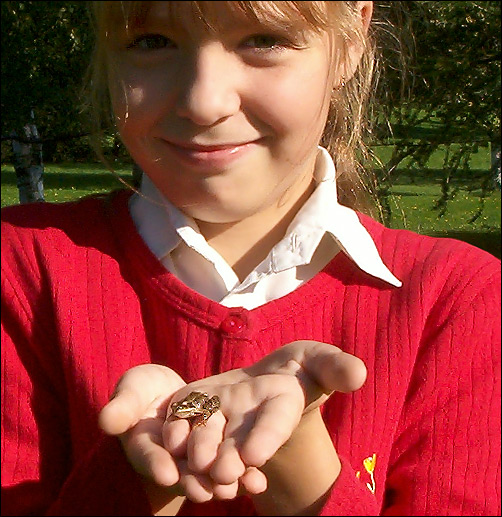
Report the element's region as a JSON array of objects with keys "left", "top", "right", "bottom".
[{"left": 356, "top": 453, "right": 377, "bottom": 494}]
